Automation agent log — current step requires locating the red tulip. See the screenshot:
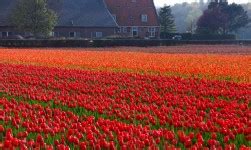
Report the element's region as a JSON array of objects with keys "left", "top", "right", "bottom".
[
  {"left": 0, "top": 125, "right": 4, "bottom": 132},
  {"left": 224, "top": 136, "right": 230, "bottom": 143}
]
